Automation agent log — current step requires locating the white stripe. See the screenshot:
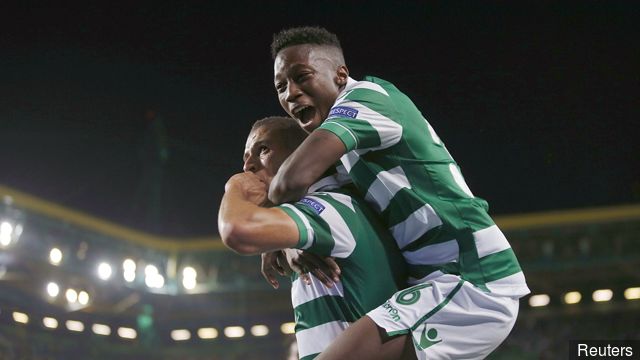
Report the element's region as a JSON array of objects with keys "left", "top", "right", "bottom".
[
  {"left": 337, "top": 99, "right": 402, "bottom": 150},
  {"left": 340, "top": 150, "right": 361, "bottom": 173},
  {"left": 349, "top": 80, "right": 389, "bottom": 96},
  {"left": 308, "top": 172, "right": 352, "bottom": 193},
  {"left": 325, "top": 192, "right": 355, "bottom": 212},
  {"left": 390, "top": 204, "right": 443, "bottom": 248},
  {"left": 291, "top": 276, "right": 345, "bottom": 308},
  {"left": 485, "top": 271, "right": 530, "bottom": 297},
  {"left": 296, "top": 321, "right": 350, "bottom": 358},
  {"left": 403, "top": 239, "right": 459, "bottom": 265},
  {"left": 307, "top": 196, "right": 357, "bottom": 258},
  {"left": 281, "top": 204, "right": 314, "bottom": 250},
  {"left": 364, "top": 166, "right": 411, "bottom": 213},
  {"left": 474, "top": 225, "right": 510, "bottom": 258},
  {"left": 449, "top": 163, "right": 474, "bottom": 198}
]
